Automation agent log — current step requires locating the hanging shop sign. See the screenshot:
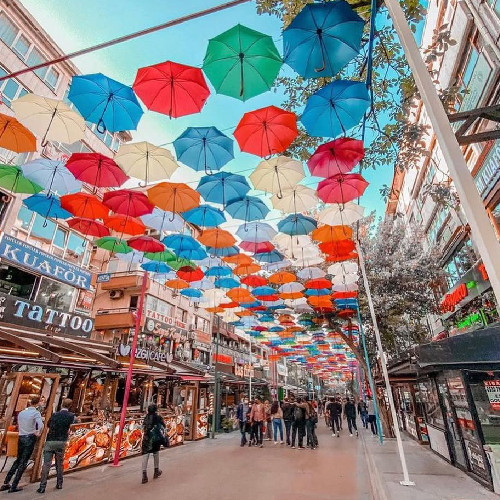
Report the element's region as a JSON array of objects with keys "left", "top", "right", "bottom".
[
  {"left": 213, "top": 353, "right": 233, "bottom": 364},
  {"left": 117, "top": 343, "right": 172, "bottom": 364},
  {"left": 455, "top": 311, "right": 485, "bottom": 330},
  {"left": 143, "top": 315, "right": 189, "bottom": 343},
  {"left": 234, "top": 364, "right": 254, "bottom": 378},
  {"left": 441, "top": 283, "right": 468, "bottom": 312},
  {"left": 192, "top": 340, "right": 211, "bottom": 352},
  {"left": 145, "top": 308, "right": 187, "bottom": 331},
  {"left": 0, "top": 291, "right": 93, "bottom": 337},
  {"left": 0, "top": 234, "right": 91, "bottom": 290},
  {"left": 484, "top": 380, "right": 500, "bottom": 411}
]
